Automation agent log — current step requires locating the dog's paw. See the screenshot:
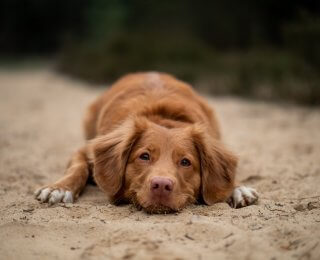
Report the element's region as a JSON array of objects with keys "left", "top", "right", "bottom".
[
  {"left": 227, "top": 186, "right": 259, "bottom": 208},
  {"left": 34, "top": 187, "right": 74, "bottom": 205}
]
